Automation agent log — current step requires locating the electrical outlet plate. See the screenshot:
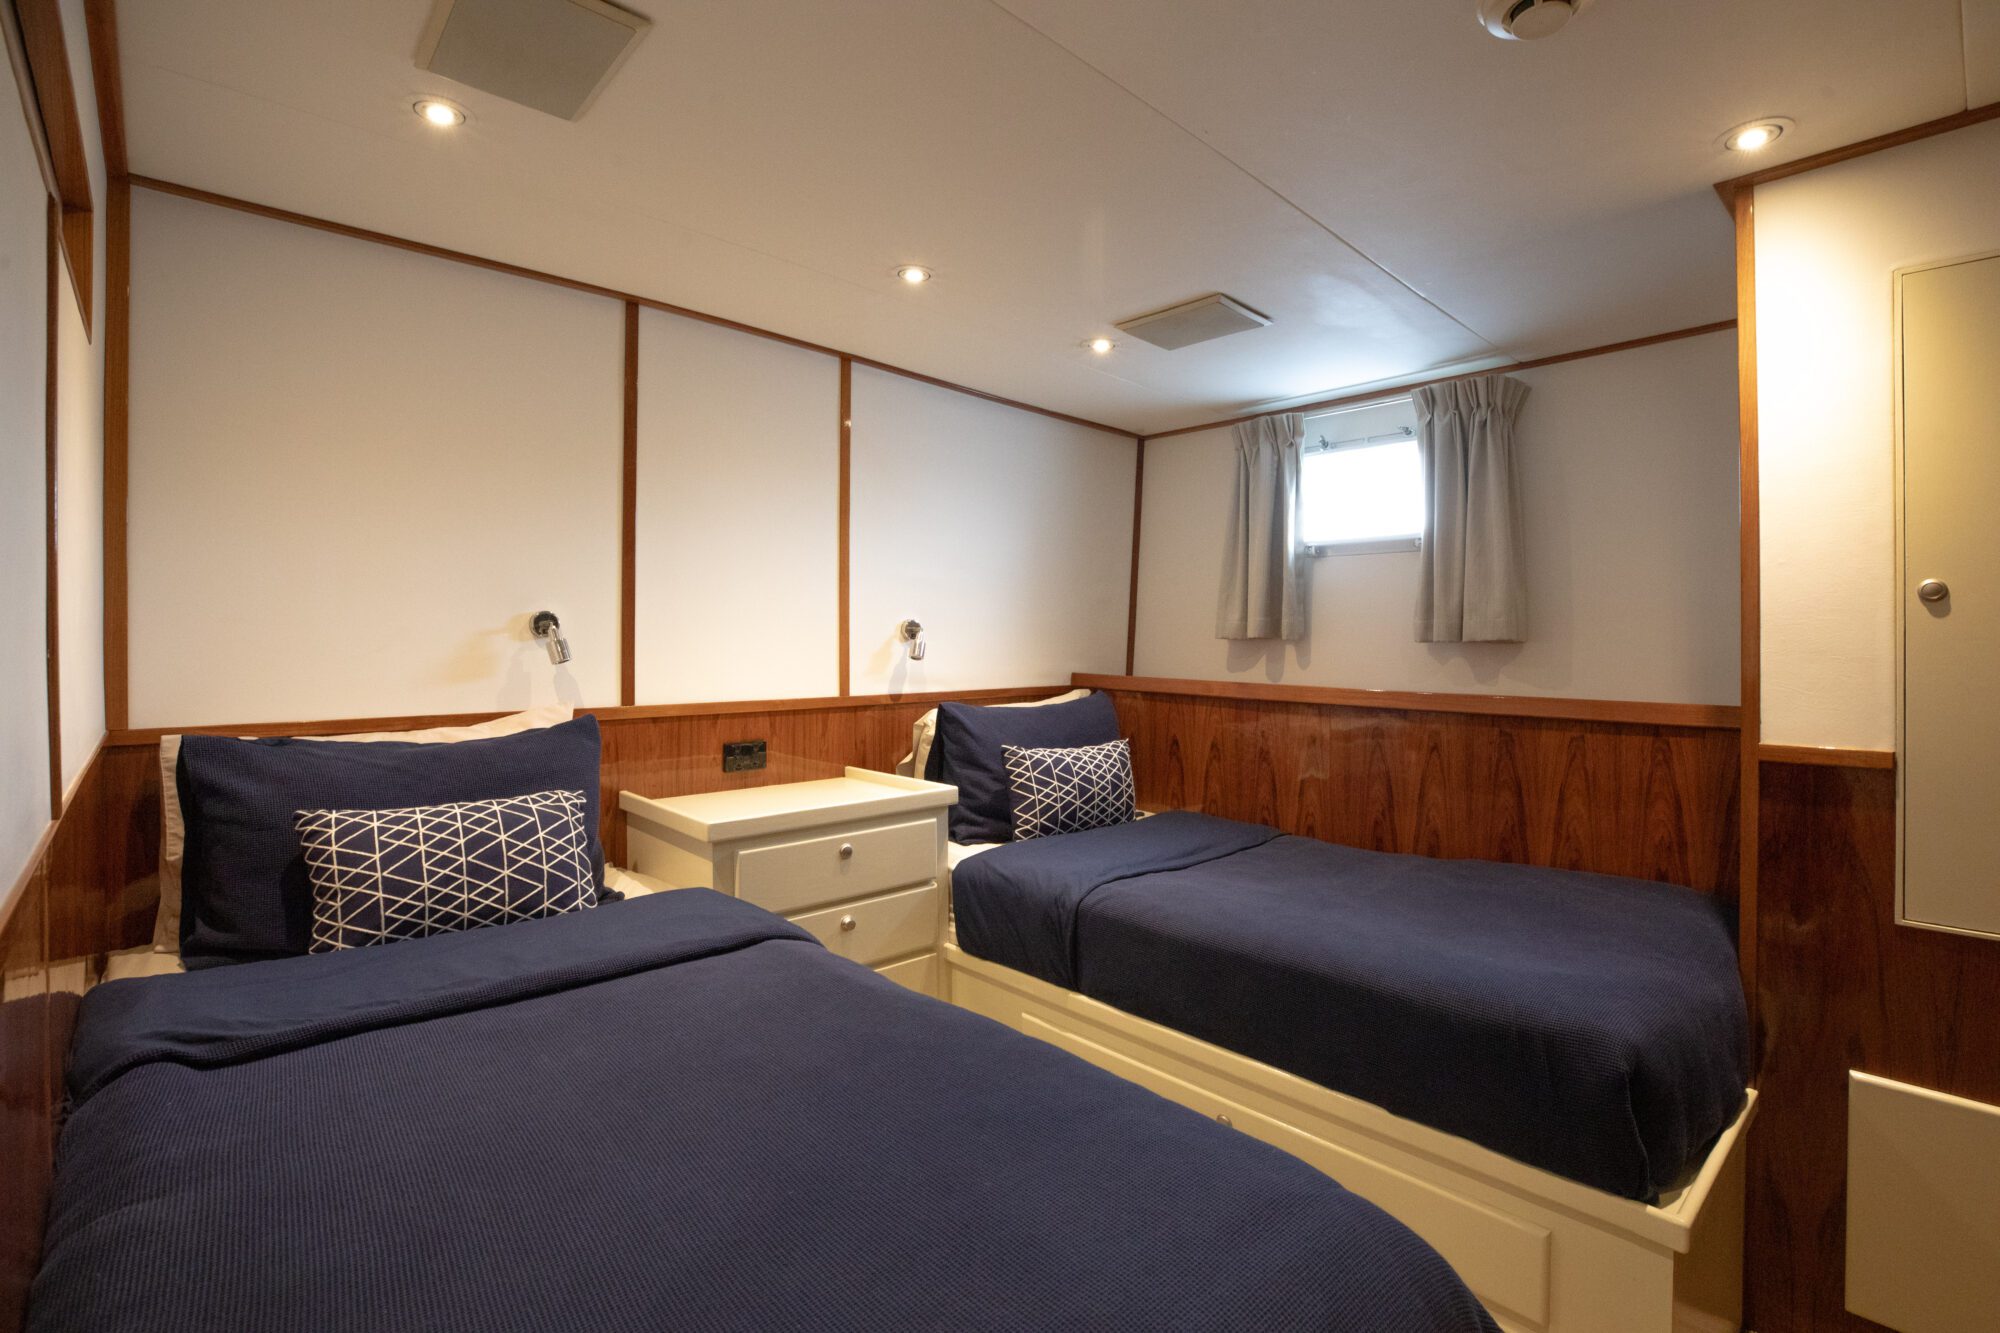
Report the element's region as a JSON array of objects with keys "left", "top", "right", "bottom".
[{"left": 722, "top": 740, "right": 766, "bottom": 773}]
